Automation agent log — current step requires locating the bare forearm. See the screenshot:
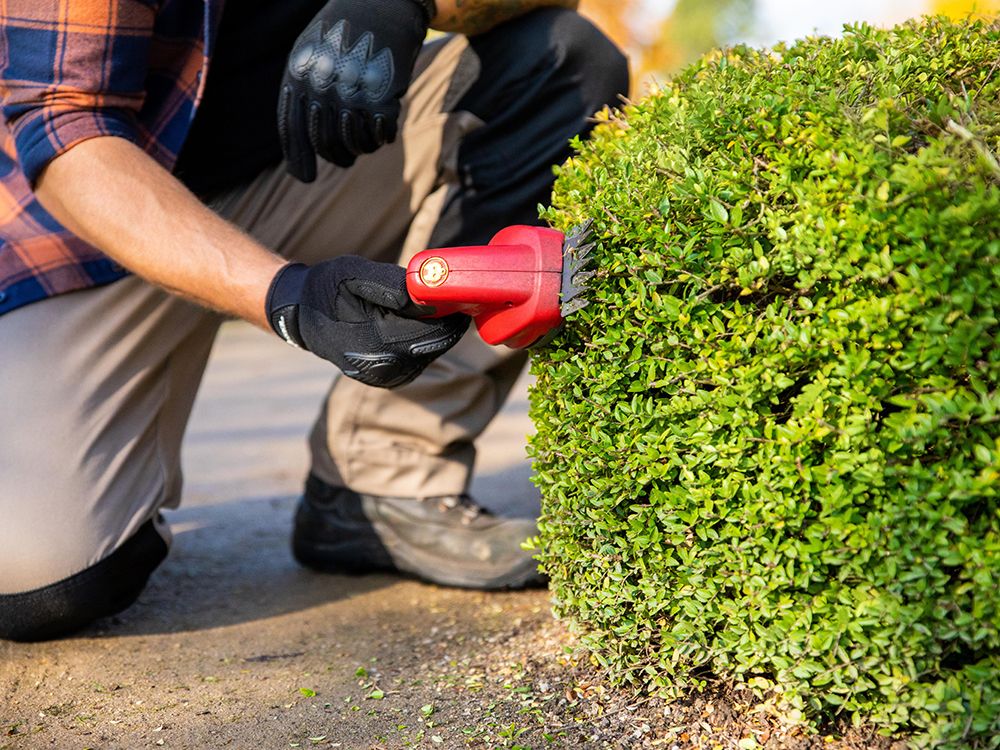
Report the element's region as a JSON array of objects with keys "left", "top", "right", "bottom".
[
  {"left": 431, "top": 0, "right": 579, "bottom": 35},
  {"left": 34, "top": 137, "right": 285, "bottom": 329}
]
